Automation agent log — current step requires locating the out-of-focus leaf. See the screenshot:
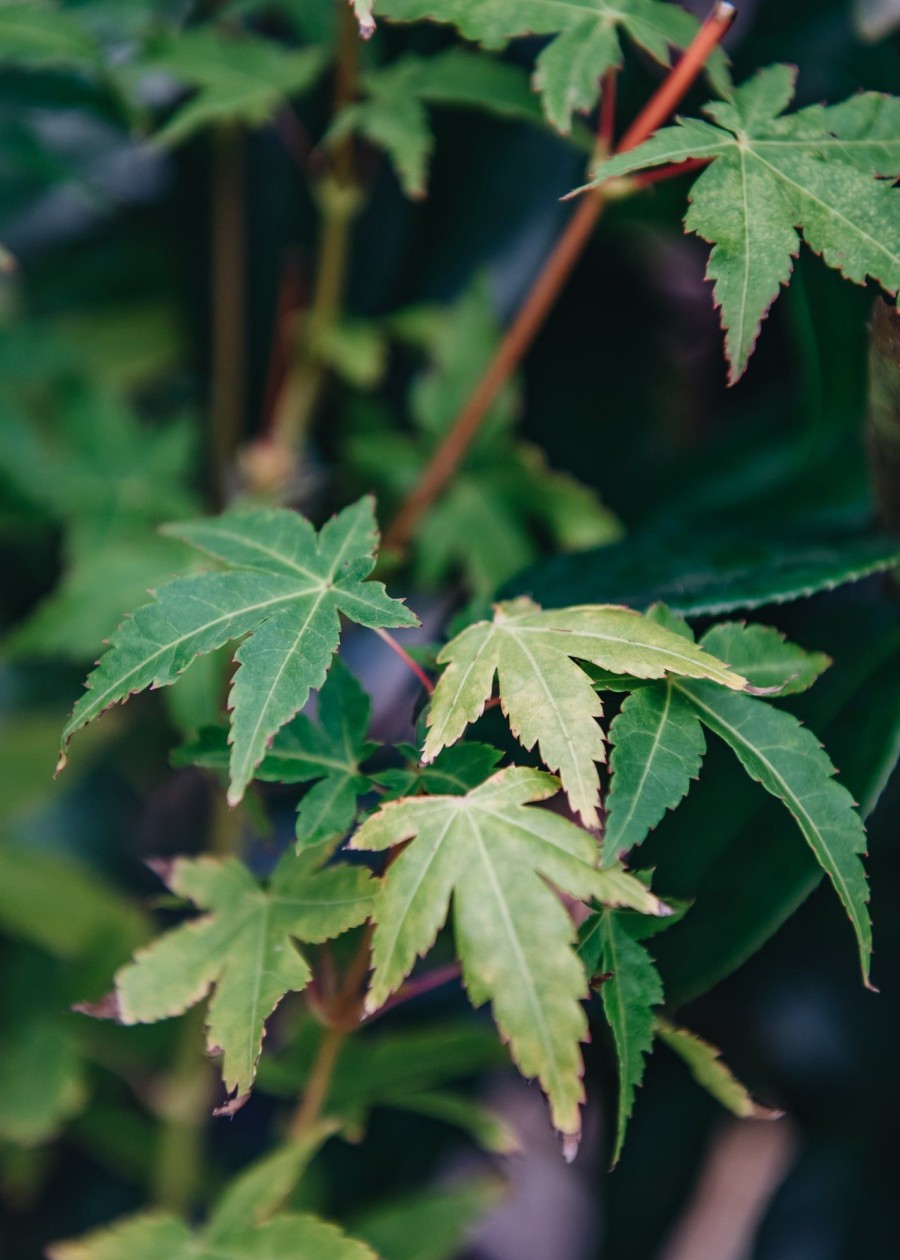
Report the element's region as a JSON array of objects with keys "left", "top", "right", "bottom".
[
  {"left": 349, "top": 283, "right": 619, "bottom": 595},
  {"left": 0, "top": 2, "right": 99, "bottom": 69},
  {"left": 351, "top": 1180, "right": 502, "bottom": 1260},
  {"left": 206, "top": 1122, "right": 337, "bottom": 1236},
  {"left": 48, "top": 1210, "right": 376, "bottom": 1260},
  {"left": 0, "top": 954, "right": 87, "bottom": 1147},
  {"left": 375, "top": 0, "right": 728, "bottom": 132},
  {"left": 329, "top": 49, "right": 548, "bottom": 196},
  {"left": 0, "top": 842, "right": 147, "bottom": 962},
  {"left": 140, "top": 29, "right": 328, "bottom": 145},
  {"left": 505, "top": 522, "right": 900, "bottom": 616}
]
